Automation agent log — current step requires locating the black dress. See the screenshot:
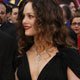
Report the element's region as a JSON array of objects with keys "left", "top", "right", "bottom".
[{"left": 17, "top": 47, "right": 80, "bottom": 80}]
